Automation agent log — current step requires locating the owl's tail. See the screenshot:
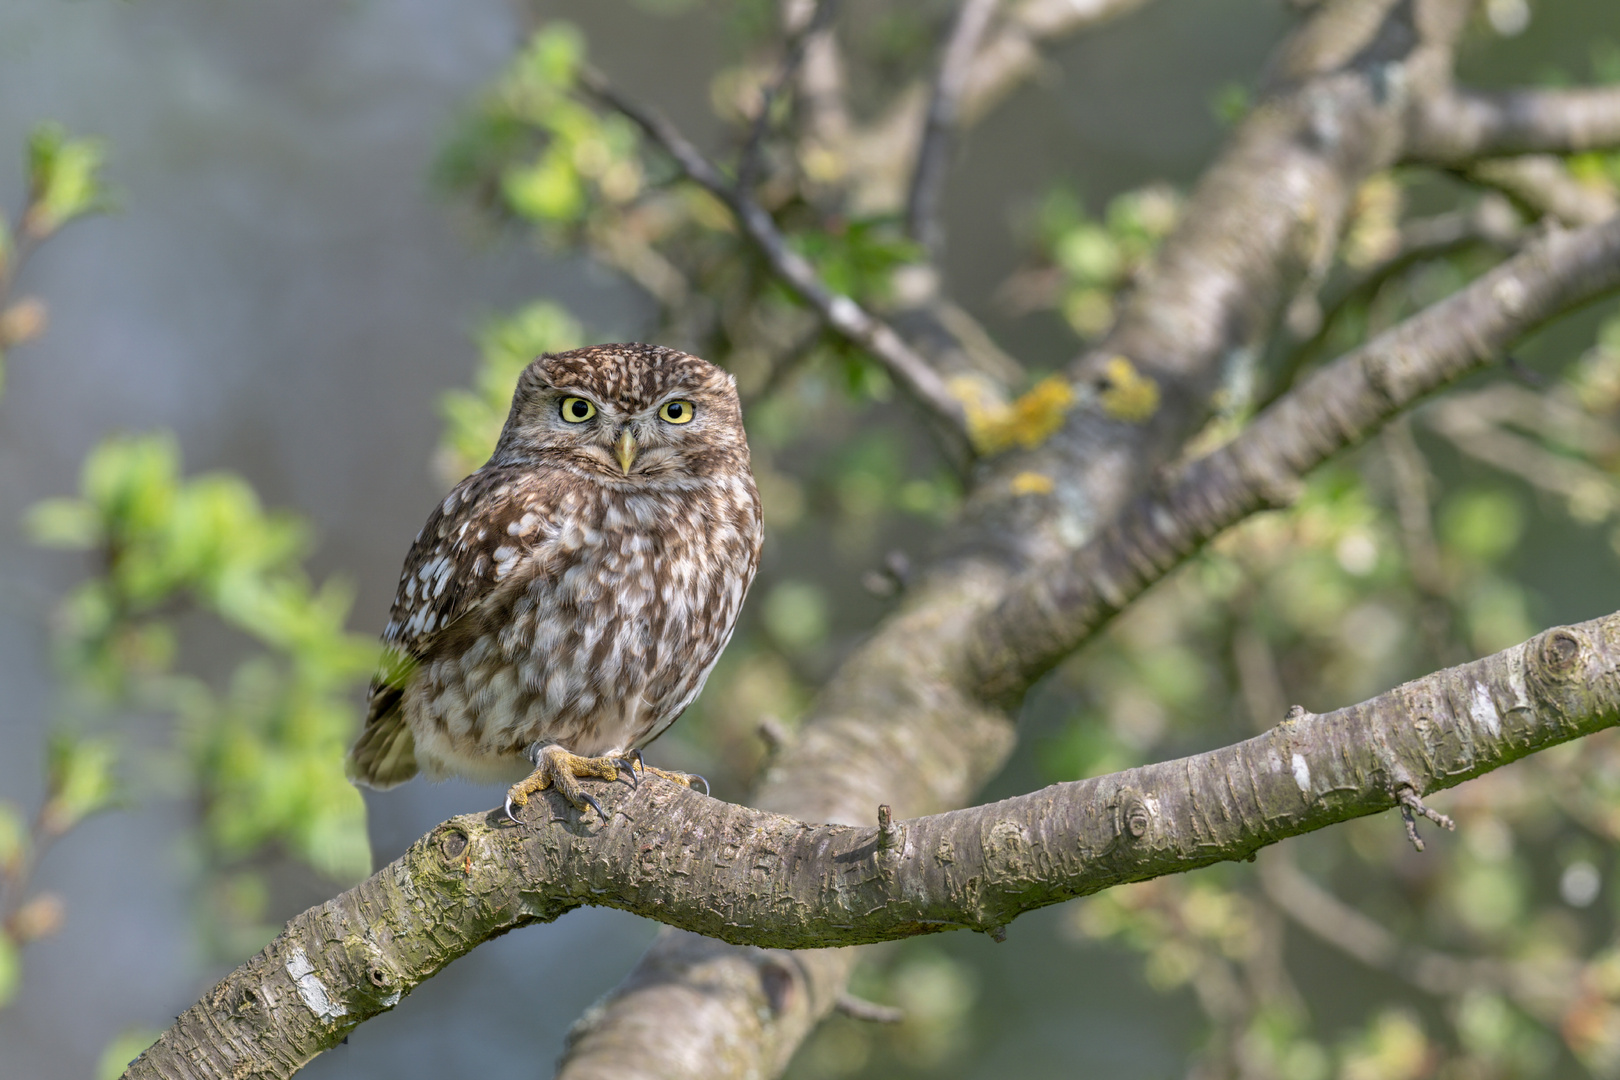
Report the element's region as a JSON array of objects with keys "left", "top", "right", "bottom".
[{"left": 346, "top": 686, "right": 419, "bottom": 789}]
